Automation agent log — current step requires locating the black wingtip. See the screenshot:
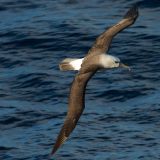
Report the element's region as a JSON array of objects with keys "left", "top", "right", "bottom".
[
  {"left": 50, "top": 147, "right": 56, "bottom": 156},
  {"left": 124, "top": 4, "right": 139, "bottom": 20},
  {"left": 49, "top": 148, "right": 58, "bottom": 159},
  {"left": 50, "top": 139, "right": 61, "bottom": 156}
]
